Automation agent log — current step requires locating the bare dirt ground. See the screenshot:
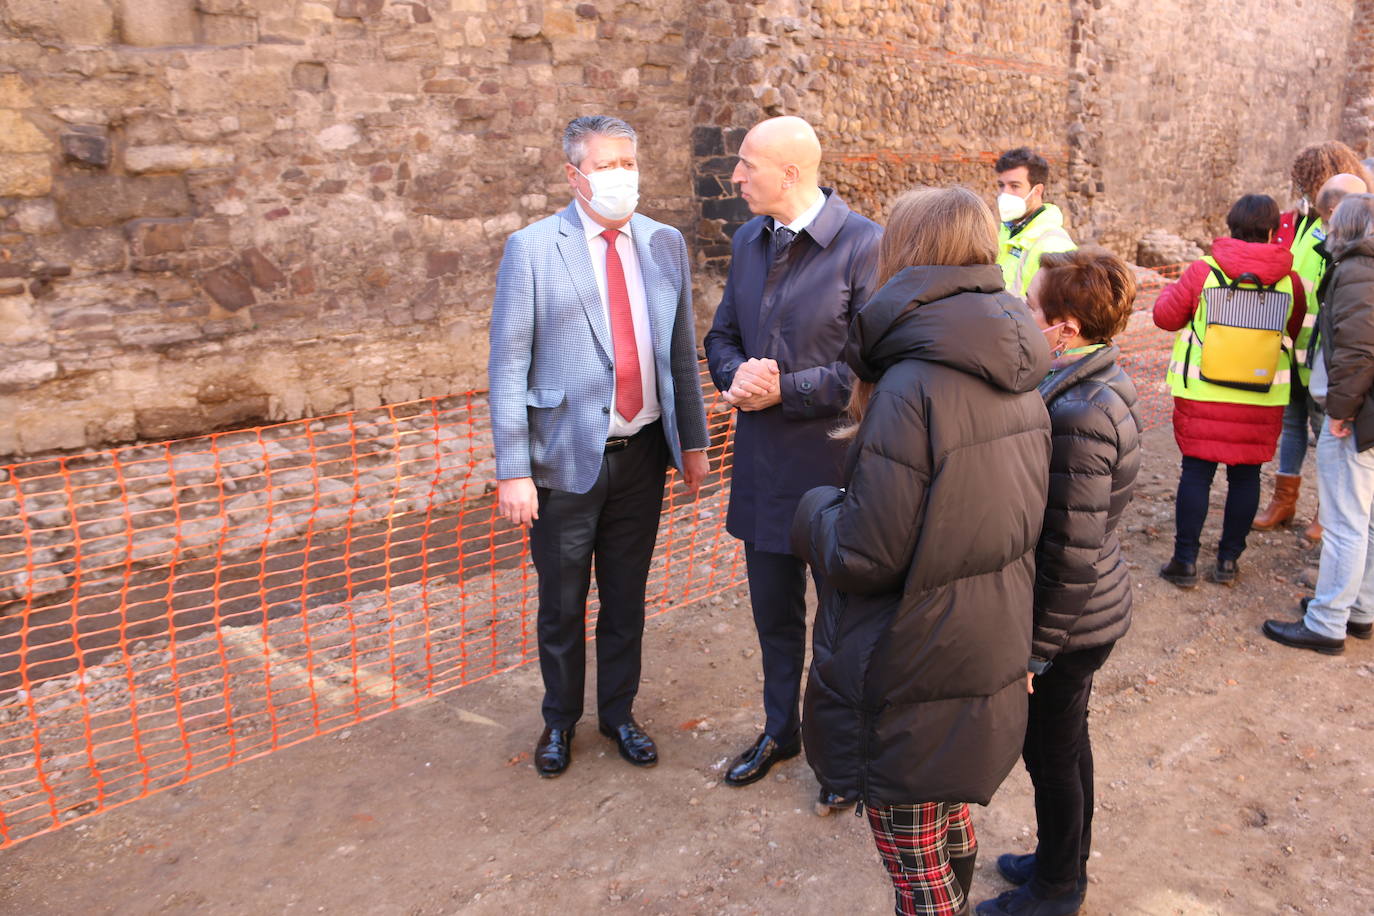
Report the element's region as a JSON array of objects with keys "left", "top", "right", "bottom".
[{"left": 3, "top": 422, "right": 1372, "bottom": 916}]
